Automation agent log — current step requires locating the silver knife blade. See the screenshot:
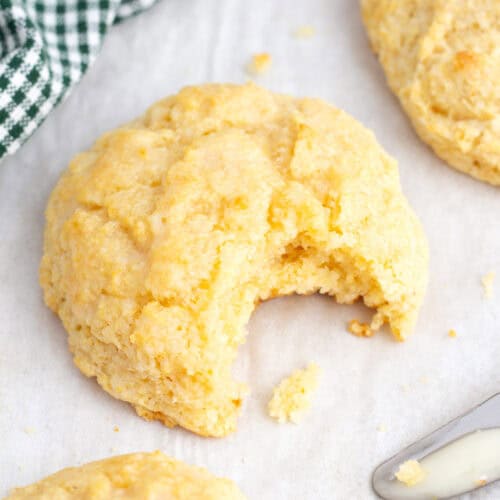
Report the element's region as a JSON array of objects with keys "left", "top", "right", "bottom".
[{"left": 372, "top": 393, "right": 500, "bottom": 499}]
